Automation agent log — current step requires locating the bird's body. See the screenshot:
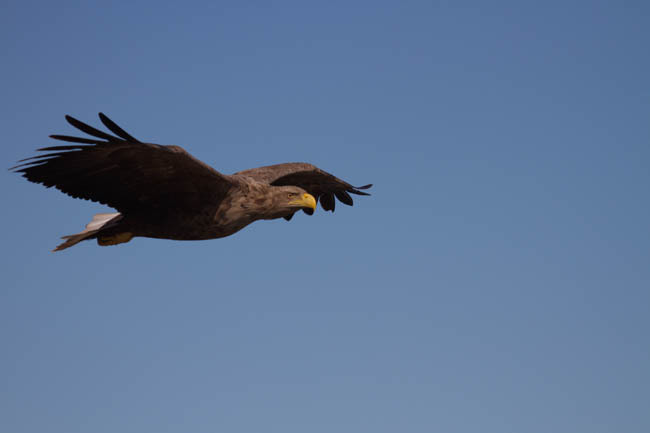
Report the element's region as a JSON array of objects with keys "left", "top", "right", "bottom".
[
  {"left": 11, "top": 114, "right": 371, "bottom": 251},
  {"left": 104, "top": 178, "right": 304, "bottom": 241}
]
